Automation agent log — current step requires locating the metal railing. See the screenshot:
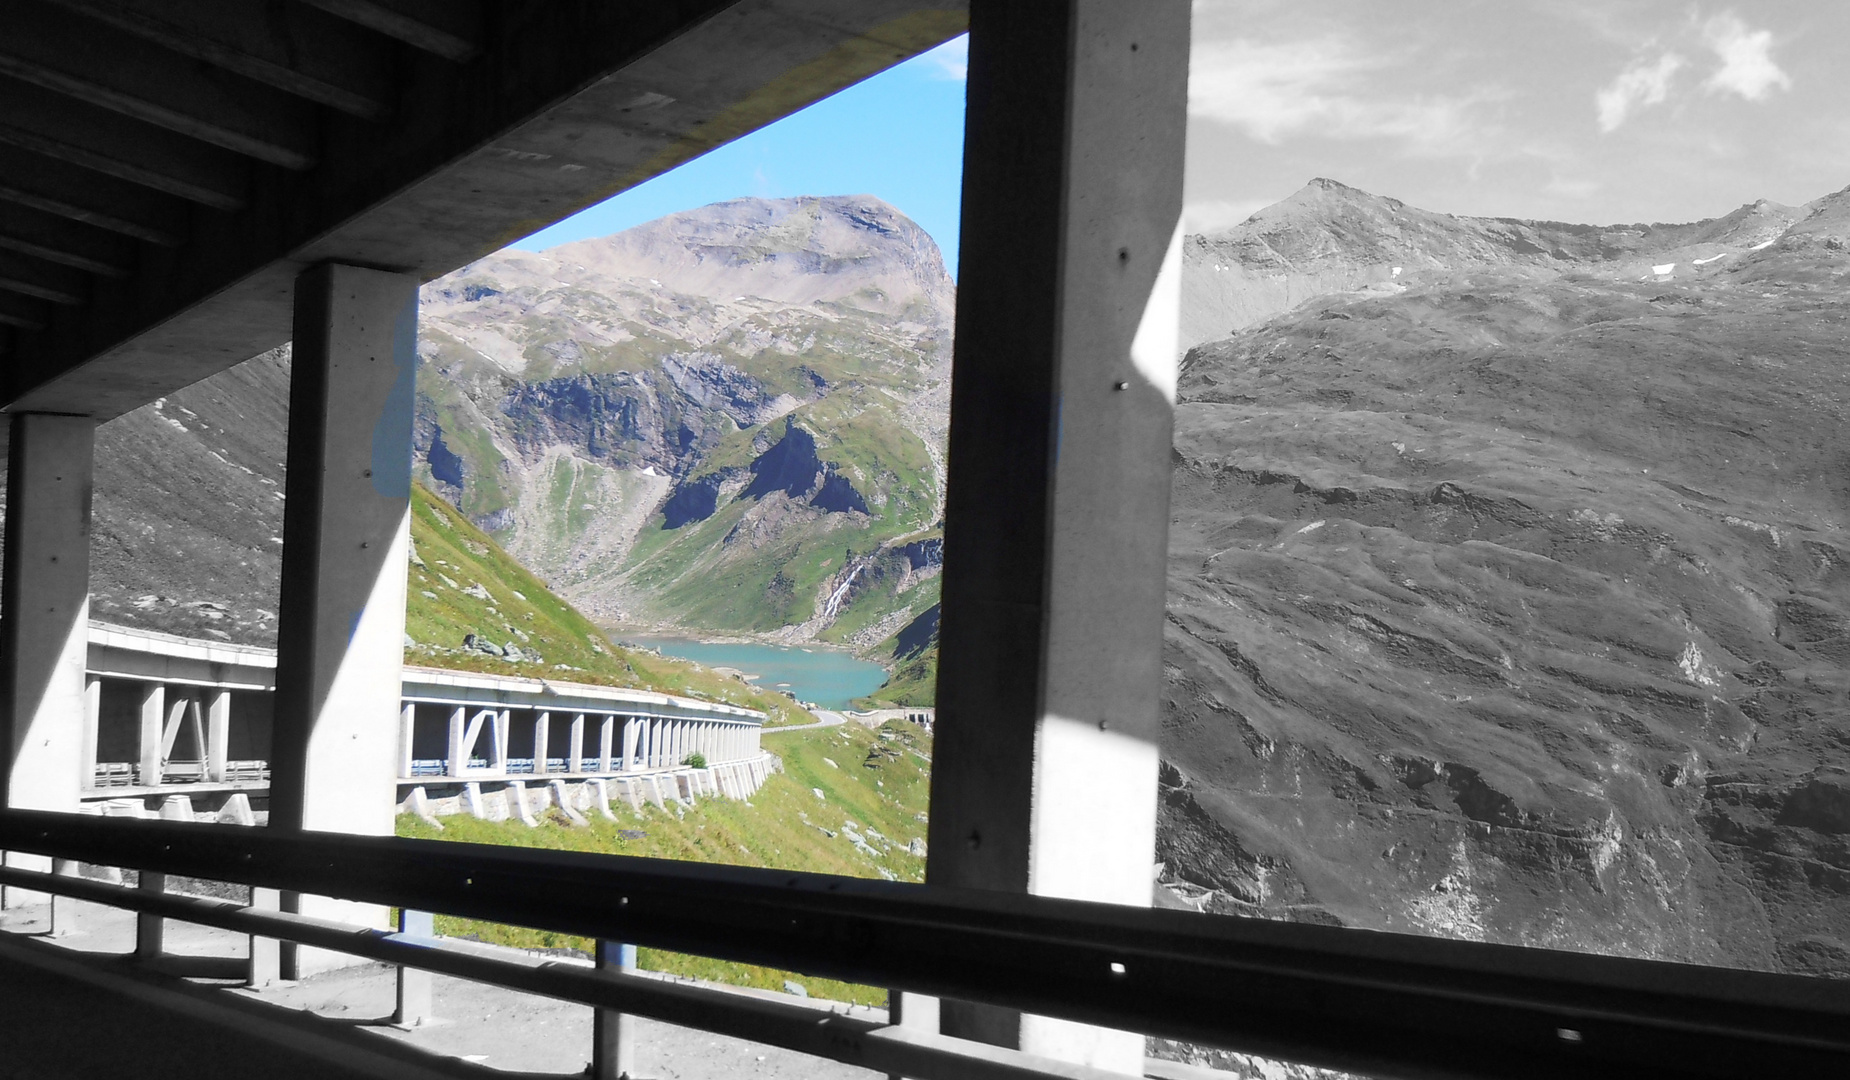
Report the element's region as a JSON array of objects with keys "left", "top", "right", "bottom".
[{"left": 2, "top": 808, "right": 1848, "bottom": 1079}]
